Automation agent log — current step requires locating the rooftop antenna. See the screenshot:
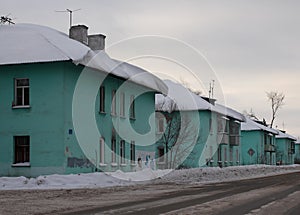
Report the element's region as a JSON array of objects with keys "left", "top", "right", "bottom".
[
  {"left": 208, "top": 80, "right": 215, "bottom": 99},
  {"left": 55, "top": 8, "right": 81, "bottom": 28},
  {"left": 0, "top": 13, "right": 15, "bottom": 25}
]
